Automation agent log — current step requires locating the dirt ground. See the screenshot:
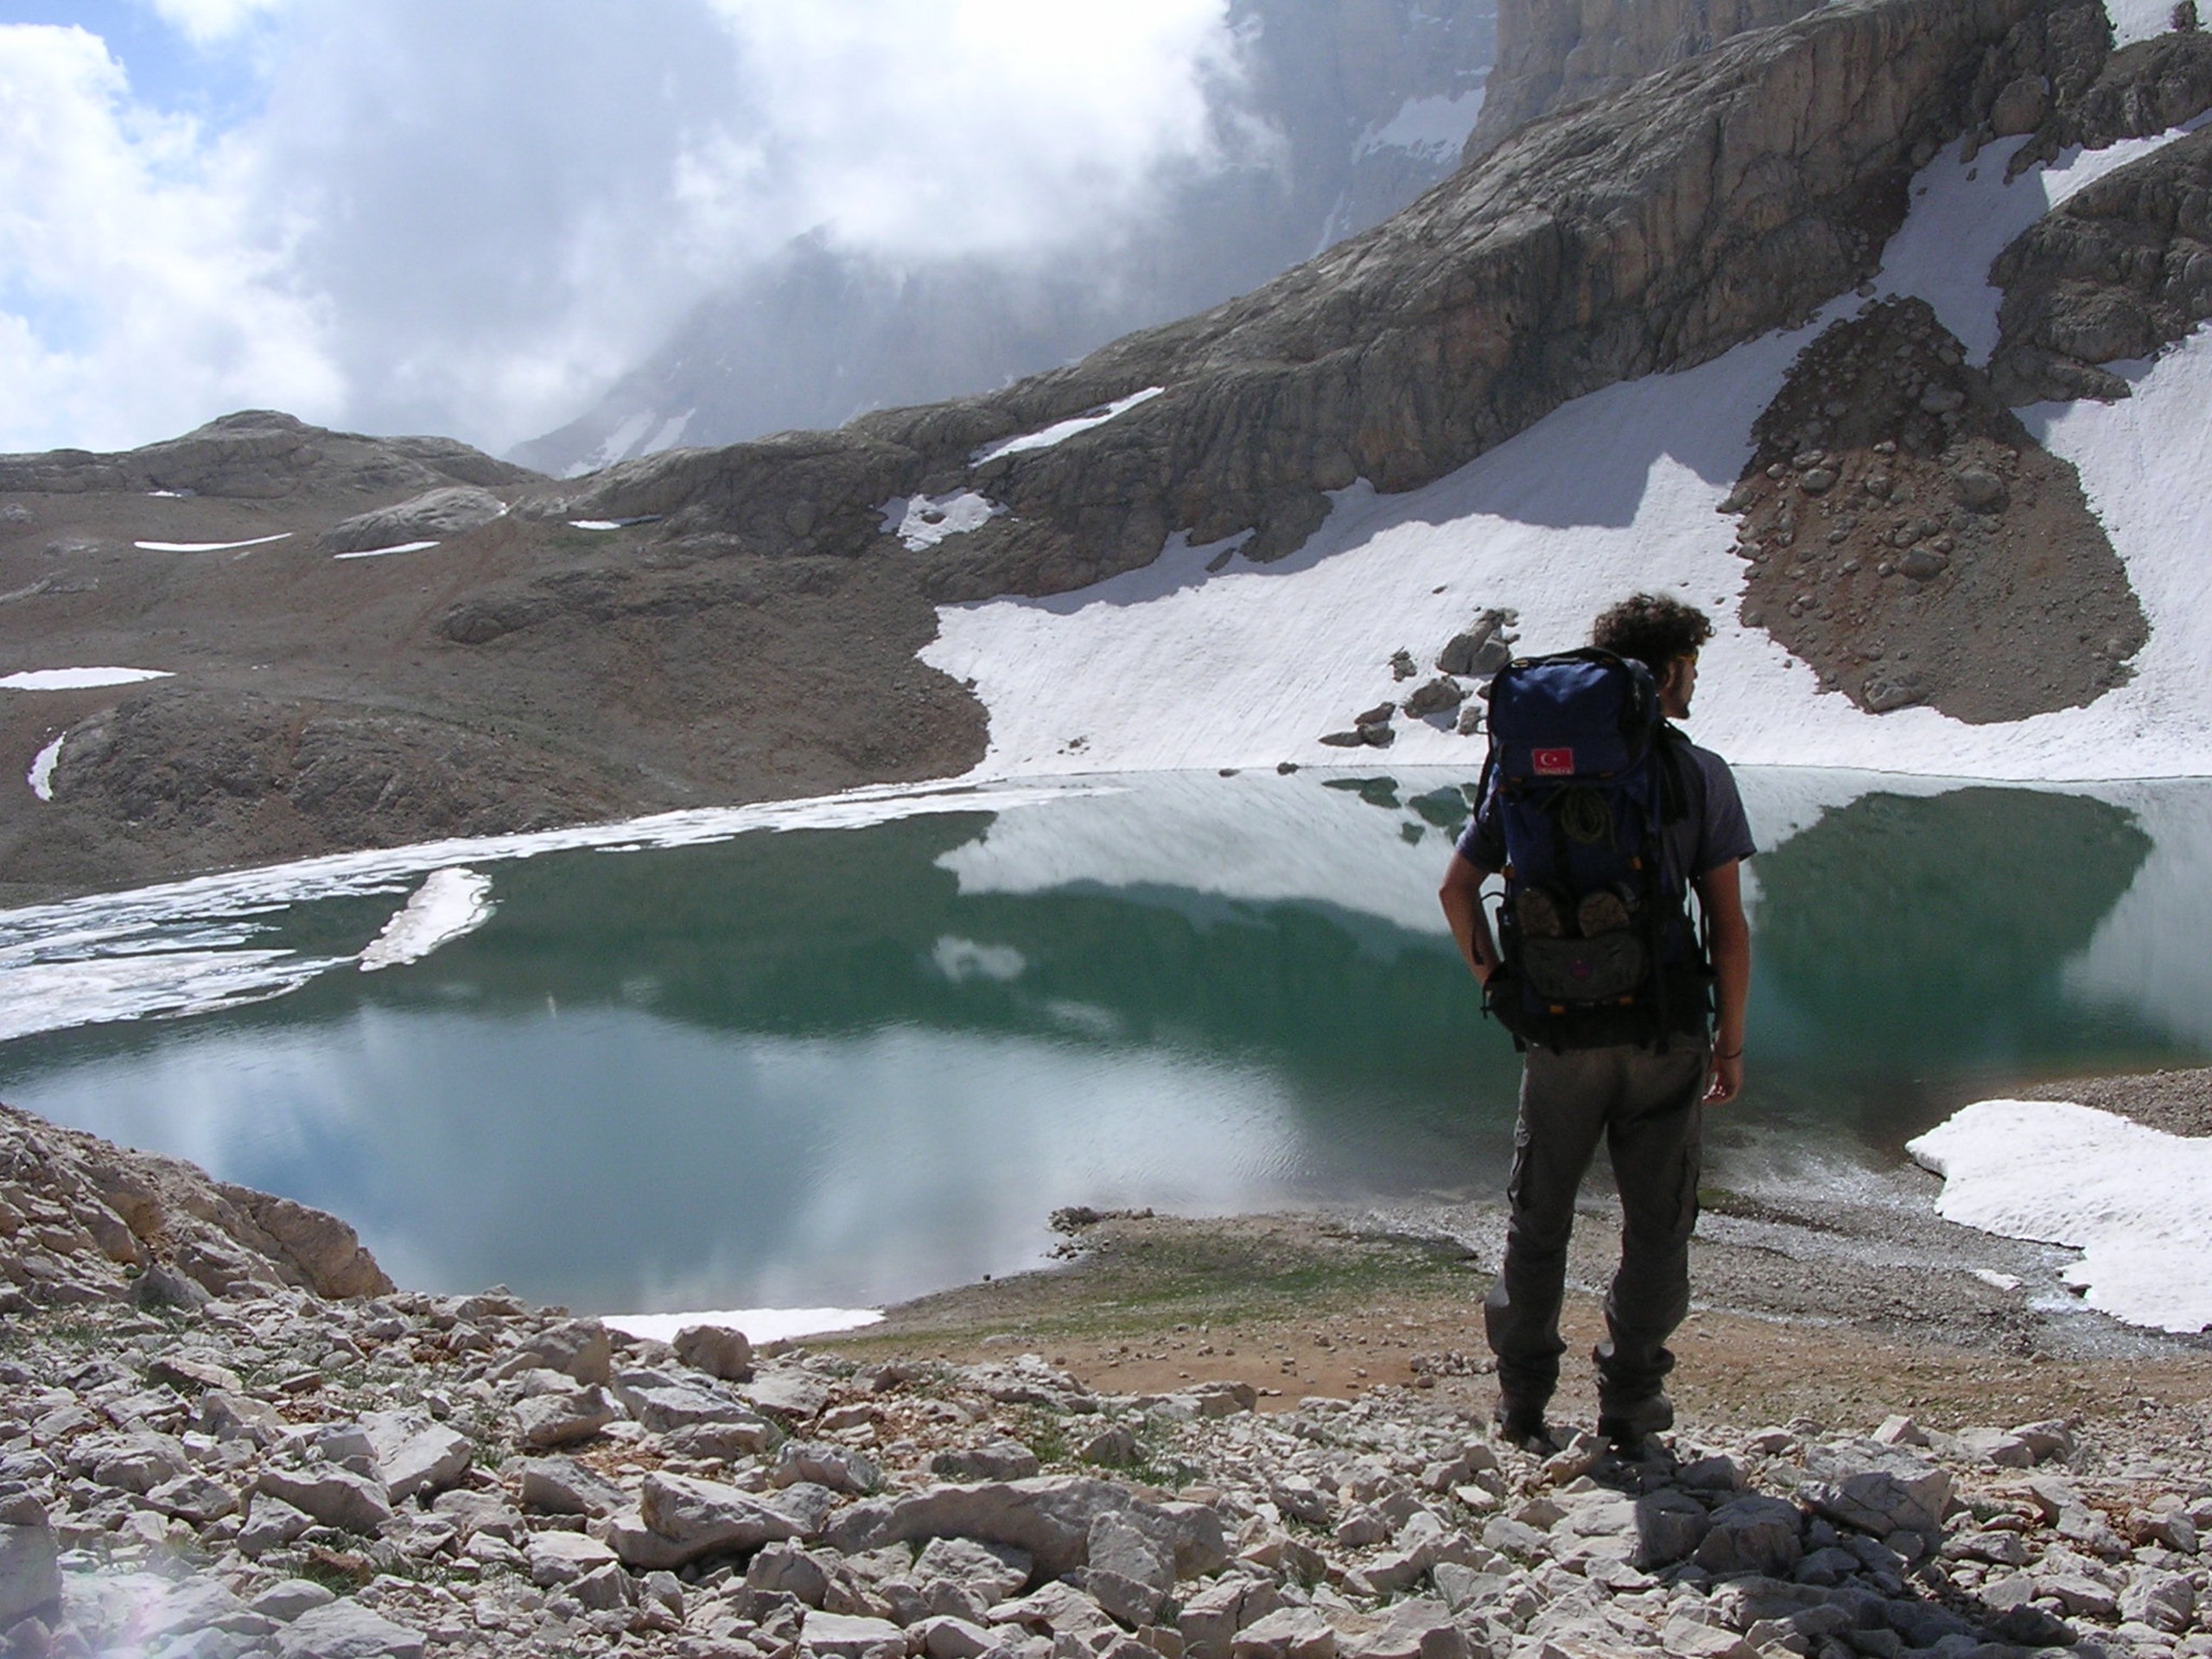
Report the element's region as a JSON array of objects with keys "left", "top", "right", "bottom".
[{"left": 822, "top": 1064, "right": 2212, "bottom": 1454}]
